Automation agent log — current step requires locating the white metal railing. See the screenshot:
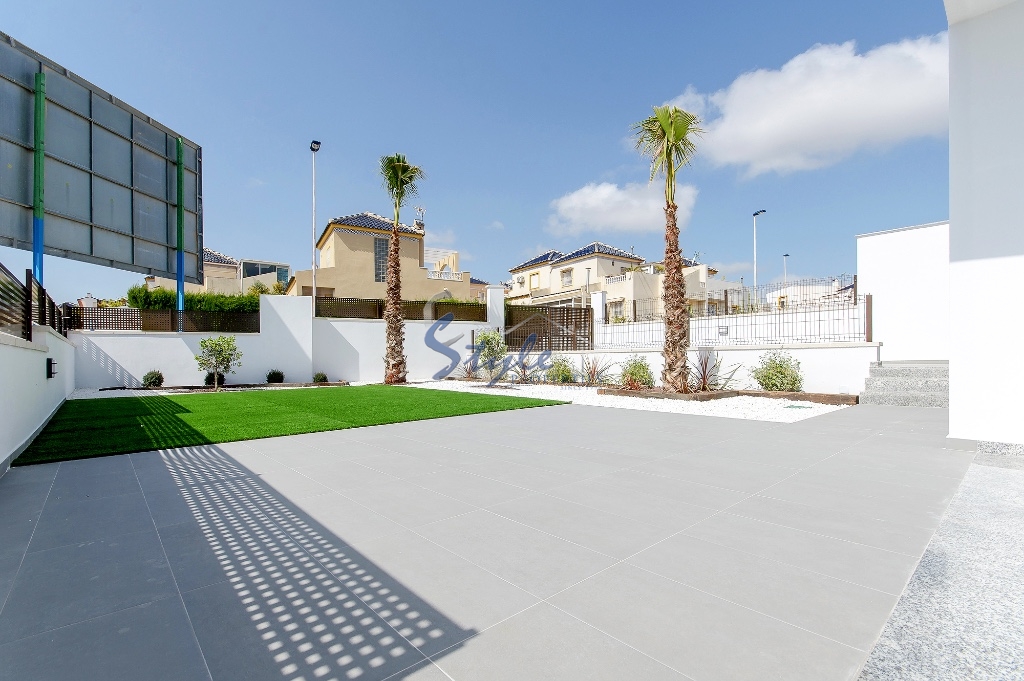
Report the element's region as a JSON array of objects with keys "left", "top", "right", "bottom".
[{"left": 427, "top": 270, "right": 464, "bottom": 282}]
